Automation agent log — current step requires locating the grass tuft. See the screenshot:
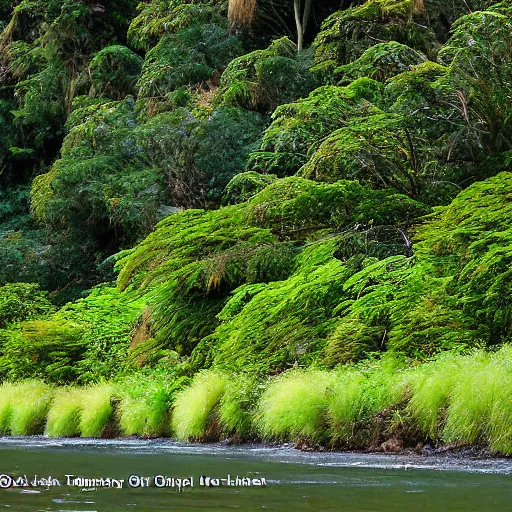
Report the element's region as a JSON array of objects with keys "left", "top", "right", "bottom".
[
  {"left": 45, "top": 388, "right": 82, "bottom": 438},
  {"left": 172, "top": 370, "right": 229, "bottom": 441},
  {"left": 219, "top": 374, "right": 261, "bottom": 438},
  {"left": 406, "top": 354, "right": 464, "bottom": 439},
  {"left": 118, "top": 375, "right": 176, "bottom": 438},
  {"left": 9, "top": 381, "right": 54, "bottom": 435},
  {"left": 328, "top": 358, "right": 404, "bottom": 444},
  {"left": 79, "top": 383, "right": 116, "bottom": 438},
  {"left": 256, "top": 370, "right": 336, "bottom": 442},
  {"left": 0, "top": 382, "right": 15, "bottom": 434}
]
